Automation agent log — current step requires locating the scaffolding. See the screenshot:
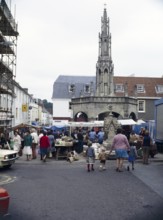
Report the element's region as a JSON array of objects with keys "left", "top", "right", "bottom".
[{"left": 0, "top": 0, "right": 18, "bottom": 134}]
